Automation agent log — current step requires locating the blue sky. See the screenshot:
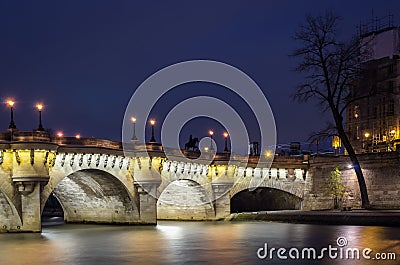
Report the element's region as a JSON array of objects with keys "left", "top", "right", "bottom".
[{"left": 1, "top": 0, "right": 399, "bottom": 152}]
